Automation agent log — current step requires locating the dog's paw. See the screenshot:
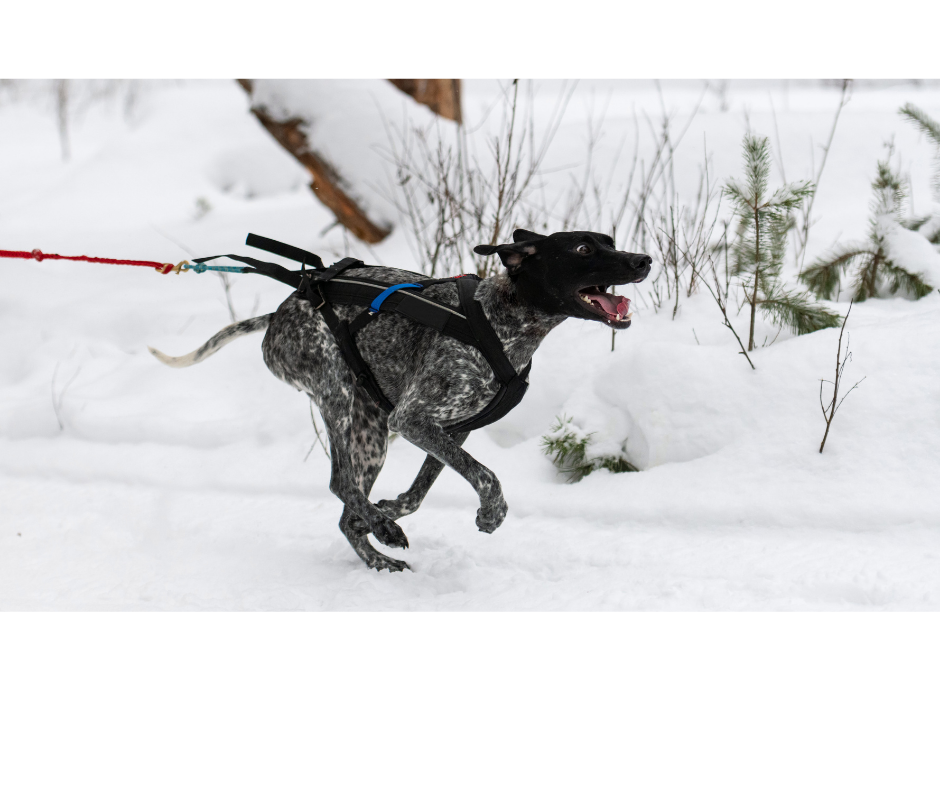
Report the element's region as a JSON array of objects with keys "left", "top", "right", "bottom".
[
  {"left": 476, "top": 498, "right": 508, "bottom": 534},
  {"left": 376, "top": 495, "right": 418, "bottom": 520},
  {"left": 367, "top": 553, "right": 411, "bottom": 573},
  {"left": 375, "top": 498, "right": 399, "bottom": 518},
  {"left": 371, "top": 519, "right": 410, "bottom": 550}
]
